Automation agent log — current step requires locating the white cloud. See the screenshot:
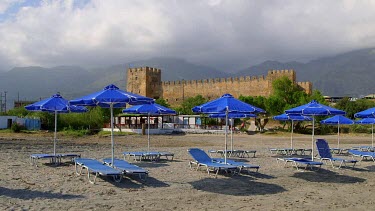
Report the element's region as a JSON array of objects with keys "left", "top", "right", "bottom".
[
  {"left": 0, "top": 0, "right": 24, "bottom": 13},
  {"left": 0, "top": 0, "right": 375, "bottom": 71}
]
